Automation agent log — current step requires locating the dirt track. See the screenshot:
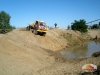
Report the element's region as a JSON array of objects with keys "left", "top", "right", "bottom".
[{"left": 0, "top": 29, "right": 100, "bottom": 75}]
